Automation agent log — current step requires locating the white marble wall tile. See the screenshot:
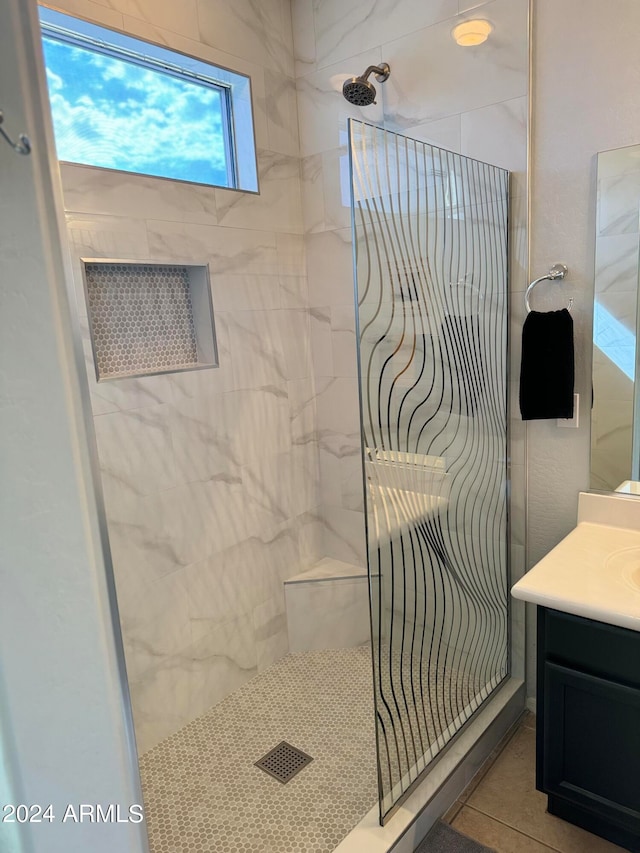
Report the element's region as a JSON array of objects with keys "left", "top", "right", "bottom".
[
  {"left": 188, "top": 608, "right": 257, "bottom": 670},
  {"left": 226, "top": 386, "right": 291, "bottom": 465},
  {"left": 322, "top": 147, "right": 352, "bottom": 230},
  {"left": 184, "top": 542, "right": 270, "bottom": 628},
  {"left": 215, "top": 151, "right": 302, "bottom": 233},
  {"left": 288, "top": 377, "right": 317, "bottom": 446},
  {"left": 265, "top": 70, "right": 301, "bottom": 157},
  {"left": 290, "top": 443, "right": 321, "bottom": 515},
  {"left": 310, "top": 306, "right": 334, "bottom": 376},
  {"left": 301, "top": 154, "right": 328, "bottom": 233},
  {"left": 207, "top": 476, "right": 254, "bottom": 556},
  {"left": 186, "top": 612, "right": 258, "bottom": 717},
  {"left": 315, "top": 376, "right": 361, "bottom": 449},
  {"left": 401, "top": 114, "right": 462, "bottom": 152},
  {"left": 242, "top": 452, "right": 293, "bottom": 535},
  {"left": 382, "top": 0, "right": 528, "bottom": 131},
  {"left": 66, "top": 210, "right": 150, "bottom": 260},
  {"left": 279, "top": 275, "right": 309, "bottom": 309},
  {"left": 285, "top": 576, "right": 370, "bottom": 653},
  {"left": 99, "top": 472, "right": 183, "bottom": 581},
  {"left": 168, "top": 392, "right": 239, "bottom": 484},
  {"left": 88, "top": 372, "right": 175, "bottom": 415},
  {"left": 150, "top": 477, "right": 247, "bottom": 568},
  {"left": 210, "top": 273, "right": 281, "bottom": 312},
  {"left": 318, "top": 436, "right": 363, "bottom": 513},
  {"left": 321, "top": 505, "right": 367, "bottom": 566},
  {"left": 225, "top": 310, "right": 287, "bottom": 389},
  {"left": 129, "top": 660, "right": 192, "bottom": 754},
  {"left": 77, "top": 0, "right": 201, "bottom": 39},
  {"left": 94, "top": 404, "right": 179, "bottom": 495},
  {"left": 166, "top": 368, "right": 235, "bottom": 410},
  {"left": 312, "top": 0, "right": 458, "bottom": 70},
  {"left": 47, "top": 0, "right": 124, "bottom": 28},
  {"left": 340, "top": 451, "right": 366, "bottom": 513},
  {"left": 62, "top": 166, "right": 218, "bottom": 226},
  {"left": 331, "top": 304, "right": 358, "bottom": 377},
  {"left": 460, "top": 96, "right": 527, "bottom": 193},
  {"left": 307, "top": 228, "right": 354, "bottom": 306},
  {"left": 253, "top": 593, "right": 290, "bottom": 671},
  {"left": 292, "top": 0, "right": 317, "bottom": 77},
  {"left": 146, "top": 219, "right": 279, "bottom": 275},
  {"left": 278, "top": 309, "right": 313, "bottom": 380},
  {"left": 295, "top": 509, "right": 325, "bottom": 567},
  {"left": 276, "top": 232, "right": 307, "bottom": 277},
  {"left": 197, "top": 0, "right": 294, "bottom": 76},
  {"left": 259, "top": 523, "right": 302, "bottom": 585},
  {"left": 119, "top": 568, "right": 192, "bottom": 674},
  {"left": 318, "top": 446, "right": 342, "bottom": 508}
]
